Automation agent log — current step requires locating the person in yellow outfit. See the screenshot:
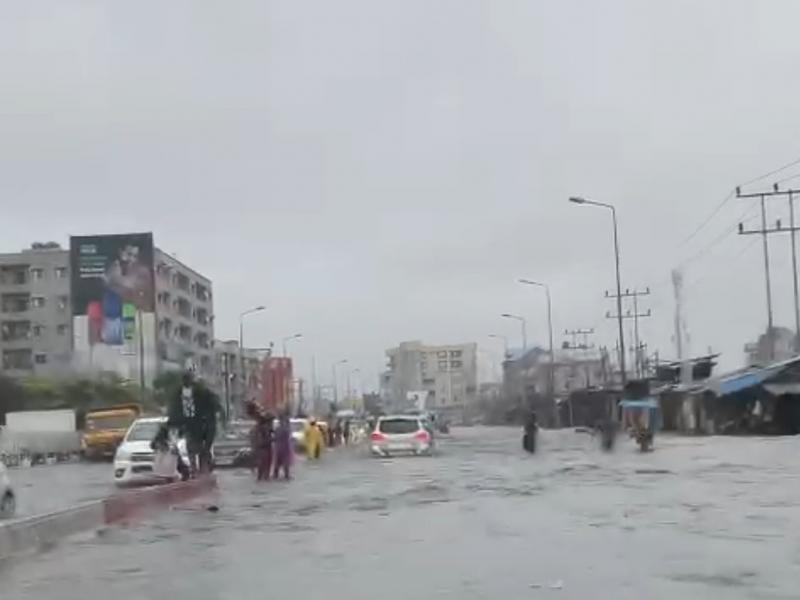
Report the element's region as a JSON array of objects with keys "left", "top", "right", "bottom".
[{"left": 304, "top": 418, "right": 324, "bottom": 459}]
